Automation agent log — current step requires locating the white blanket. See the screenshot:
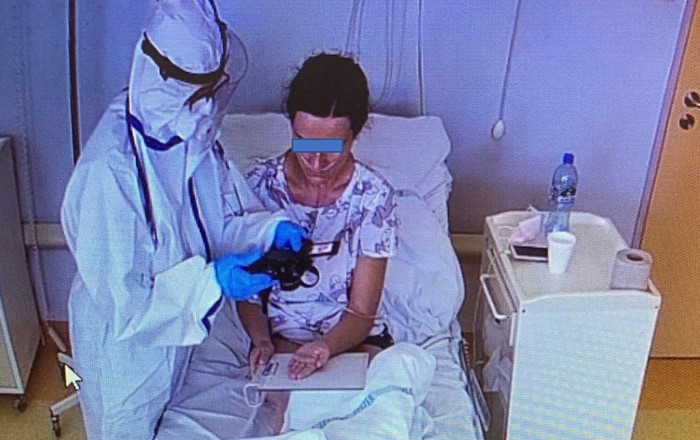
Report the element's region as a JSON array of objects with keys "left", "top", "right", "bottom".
[
  {"left": 247, "top": 340, "right": 480, "bottom": 440},
  {"left": 280, "top": 343, "right": 437, "bottom": 439},
  {"left": 156, "top": 307, "right": 482, "bottom": 440}
]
